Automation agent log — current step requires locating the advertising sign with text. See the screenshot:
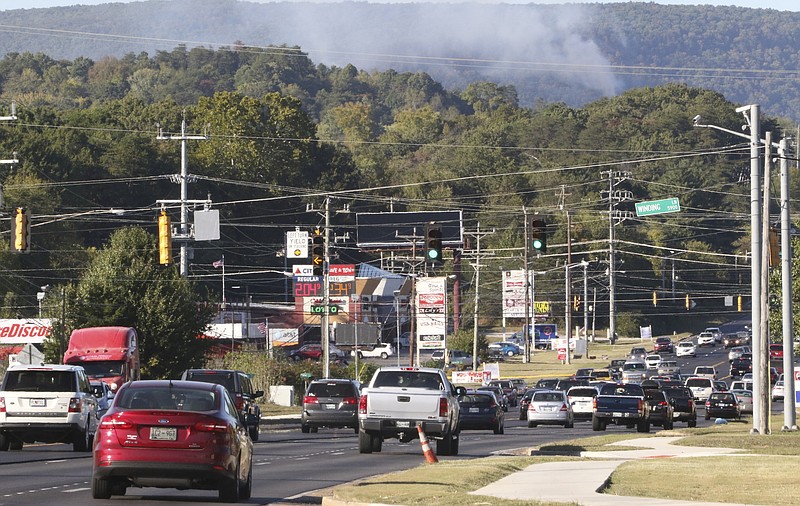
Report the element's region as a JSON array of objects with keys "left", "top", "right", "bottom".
[{"left": 416, "top": 277, "right": 447, "bottom": 349}]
